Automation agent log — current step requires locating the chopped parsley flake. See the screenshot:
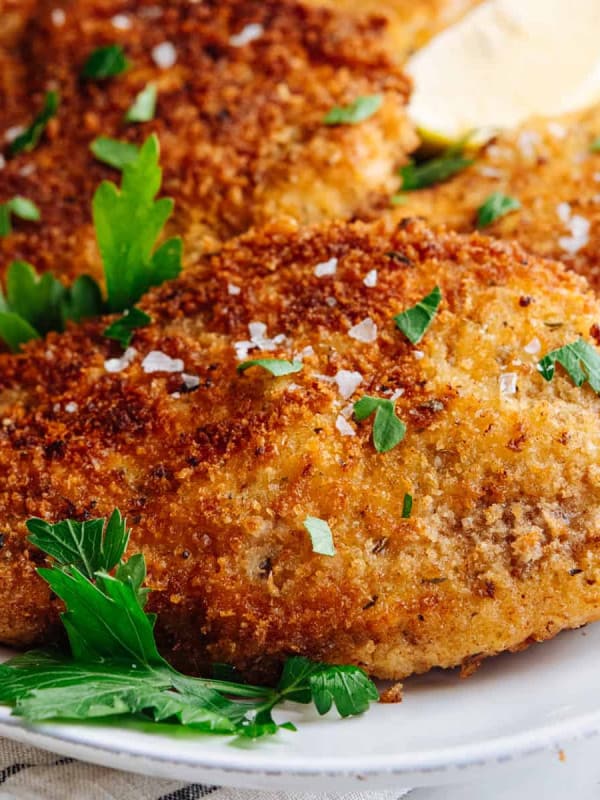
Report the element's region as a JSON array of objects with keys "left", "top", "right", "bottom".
[
  {"left": 538, "top": 338, "right": 600, "bottom": 393},
  {"left": 399, "top": 143, "right": 473, "bottom": 191},
  {"left": 477, "top": 192, "right": 521, "bottom": 228},
  {"left": 394, "top": 286, "right": 442, "bottom": 345},
  {"left": 90, "top": 137, "right": 140, "bottom": 169},
  {"left": 93, "top": 134, "right": 182, "bottom": 312},
  {"left": 237, "top": 359, "right": 303, "bottom": 376},
  {"left": 104, "top": 307, "right": 152, "bottom": 347},
  {"left": 0, "top": 197, "right": 40, "bottom": 237},
  {"left": 82, "top": 44, "right": 129, "bottom": 79},
  {"left": 125, "top": 84, "right": 157, "bottom": 123},
  {"left": 401, "top": 493, "right": 413, "bottom": 519},
  {"left": 353, "top": 396, "right": 406, "bottom": 453},
  {"left": 323, "top": 95, "right": 382, "bottom": 126},
  {"left": 303, "top": 516, "right": 336, "bottom": 556},
  {"left": 590, "top": 137, "right": 600, "bottom": 153},
  {"left": 0, "top": 510, "right": 377, "bottom": 736},
  {"left": 8, "top": 90, "right": 59, "bottom": 156}
]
